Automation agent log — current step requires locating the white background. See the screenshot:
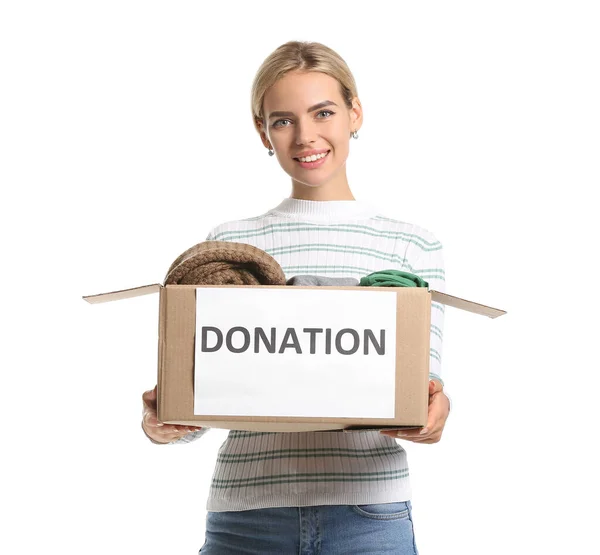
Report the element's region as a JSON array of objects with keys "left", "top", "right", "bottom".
[{"left": 2, "top": 1, "right": 598, "bottom": 554}]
